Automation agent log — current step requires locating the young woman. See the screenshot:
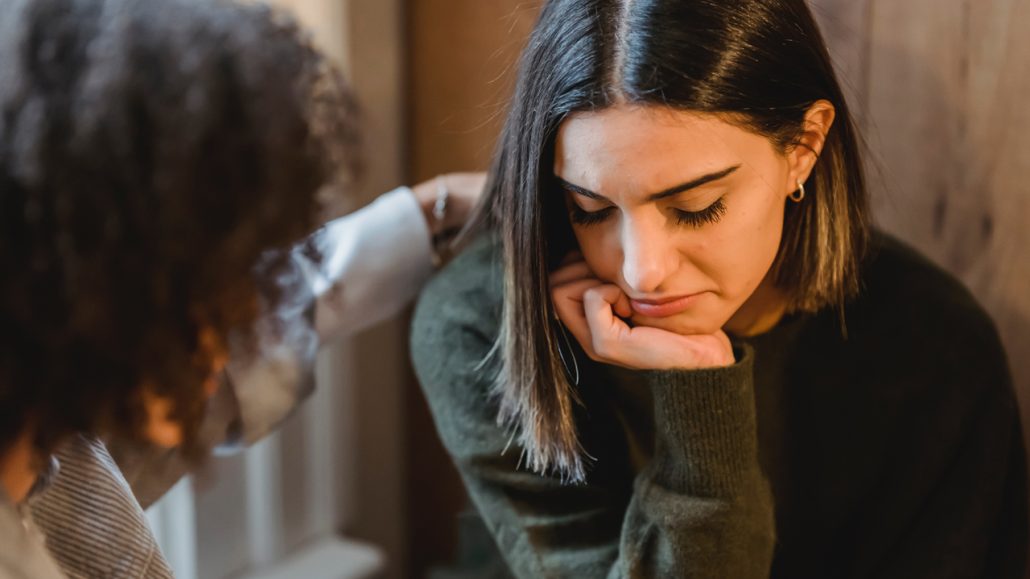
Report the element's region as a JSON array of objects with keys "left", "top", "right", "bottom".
[{"left": 411, "top": 0, "right": 1028, "bottom": 577}]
